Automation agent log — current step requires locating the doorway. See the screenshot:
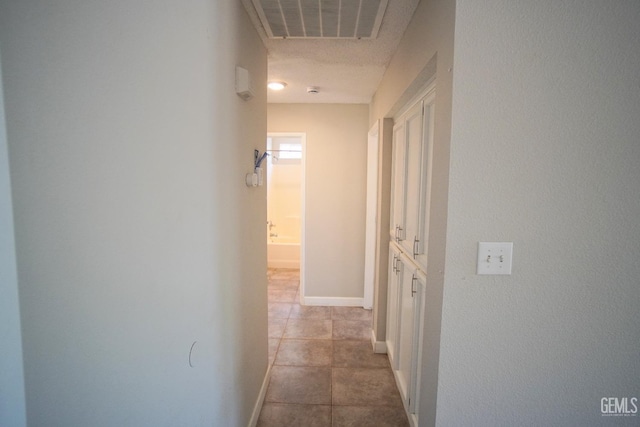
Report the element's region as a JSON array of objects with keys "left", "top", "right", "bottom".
[{"left": 266, "top": 133, "right": 306, "bottom": 298}]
